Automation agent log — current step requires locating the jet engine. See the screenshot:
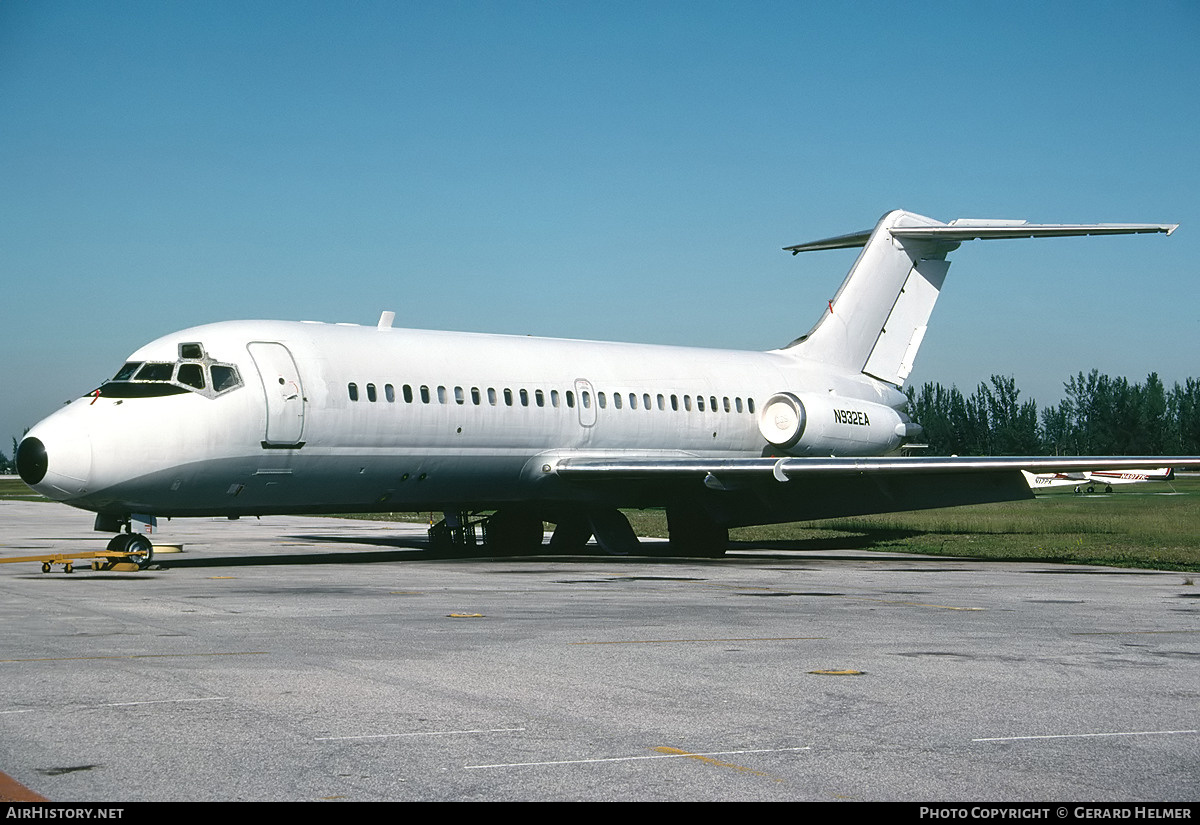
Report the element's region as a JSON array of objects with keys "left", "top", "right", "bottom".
[{"left": 757, "top": 392, "right": 921, "bottom": 457}]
